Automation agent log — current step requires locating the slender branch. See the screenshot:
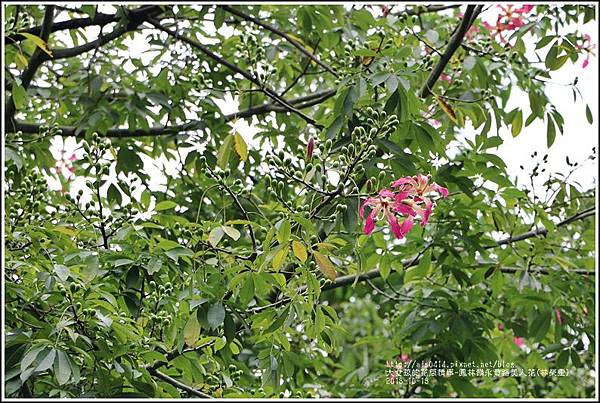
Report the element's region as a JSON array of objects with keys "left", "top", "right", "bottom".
[
  {"left": 11, "top": 89, "right": 337, "bottom": 138},
  {"left": 147, "top": 17, "right": 322, "bottom": 128},
  {"left": 4, "top": 6, "right": 161, "bottom": 45},
  {"left": 418, "top": 5, "right": 478, "bottom": 98},
  {"left": 147, "top": 368, "right": 212, "bottom": 398},
  {"left": 220, "top": 5, "right": 338, "bottom": 78},
  {"left": 494, "top": 207, "right": 595, "bottom": 246},
  {"left": 403, "top": 5, "right": 461, "bottom": 16}
]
